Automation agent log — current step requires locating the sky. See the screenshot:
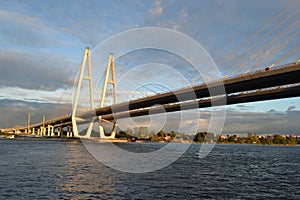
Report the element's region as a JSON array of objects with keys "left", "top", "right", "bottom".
[{"left": 0, "top": 0, "right": 299, "bottom": 135}]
